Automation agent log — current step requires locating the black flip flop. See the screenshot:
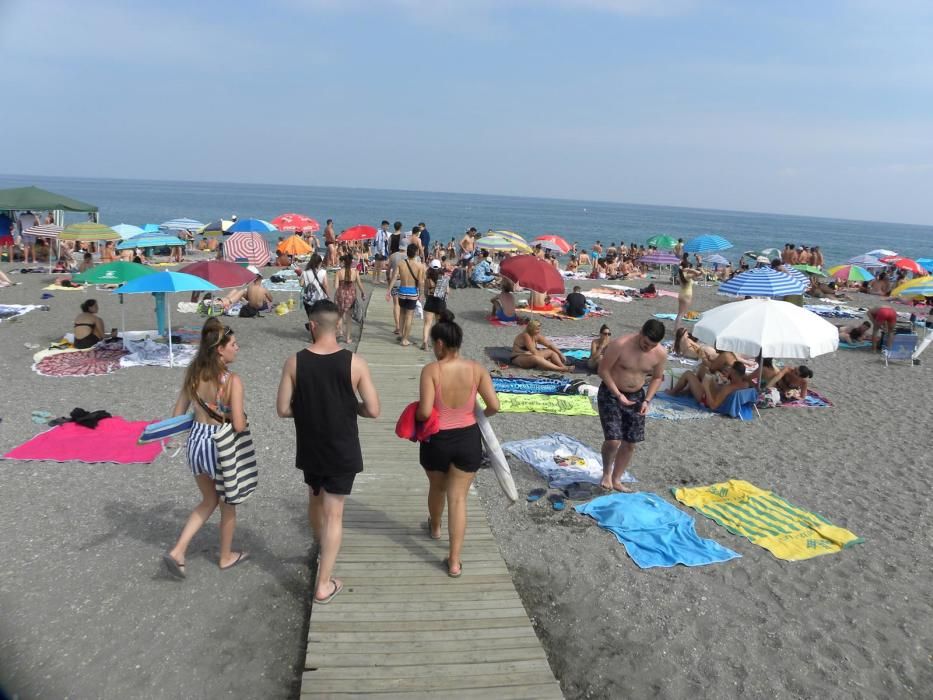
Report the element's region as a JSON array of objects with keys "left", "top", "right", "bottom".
[
  {"left": 162, "top": 553, "right": 186, "bottom": 579},
  {"left": 219, "top": 552, "right": 250, "bottom": 571}
]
